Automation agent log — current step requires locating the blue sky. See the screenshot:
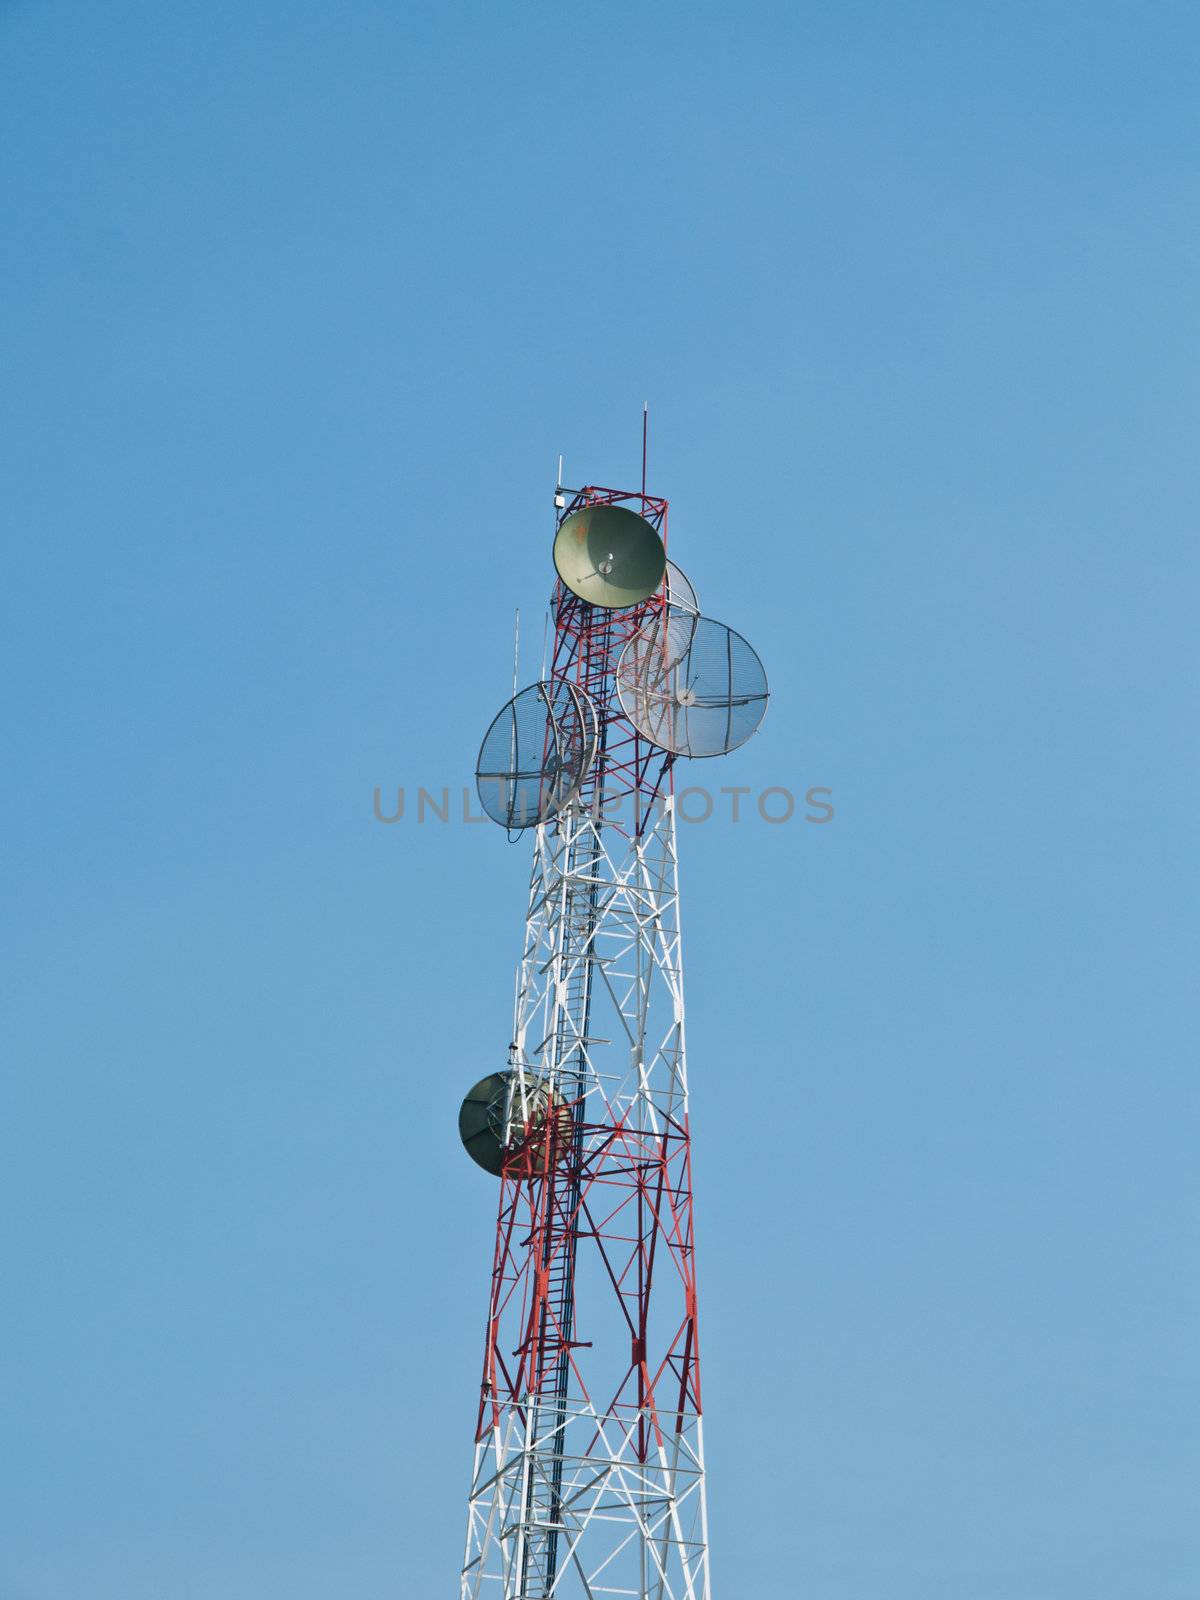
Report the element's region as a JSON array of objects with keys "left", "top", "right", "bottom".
[{"left": 1, "top": 2, "right": 1196, "bottom": 1596}]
